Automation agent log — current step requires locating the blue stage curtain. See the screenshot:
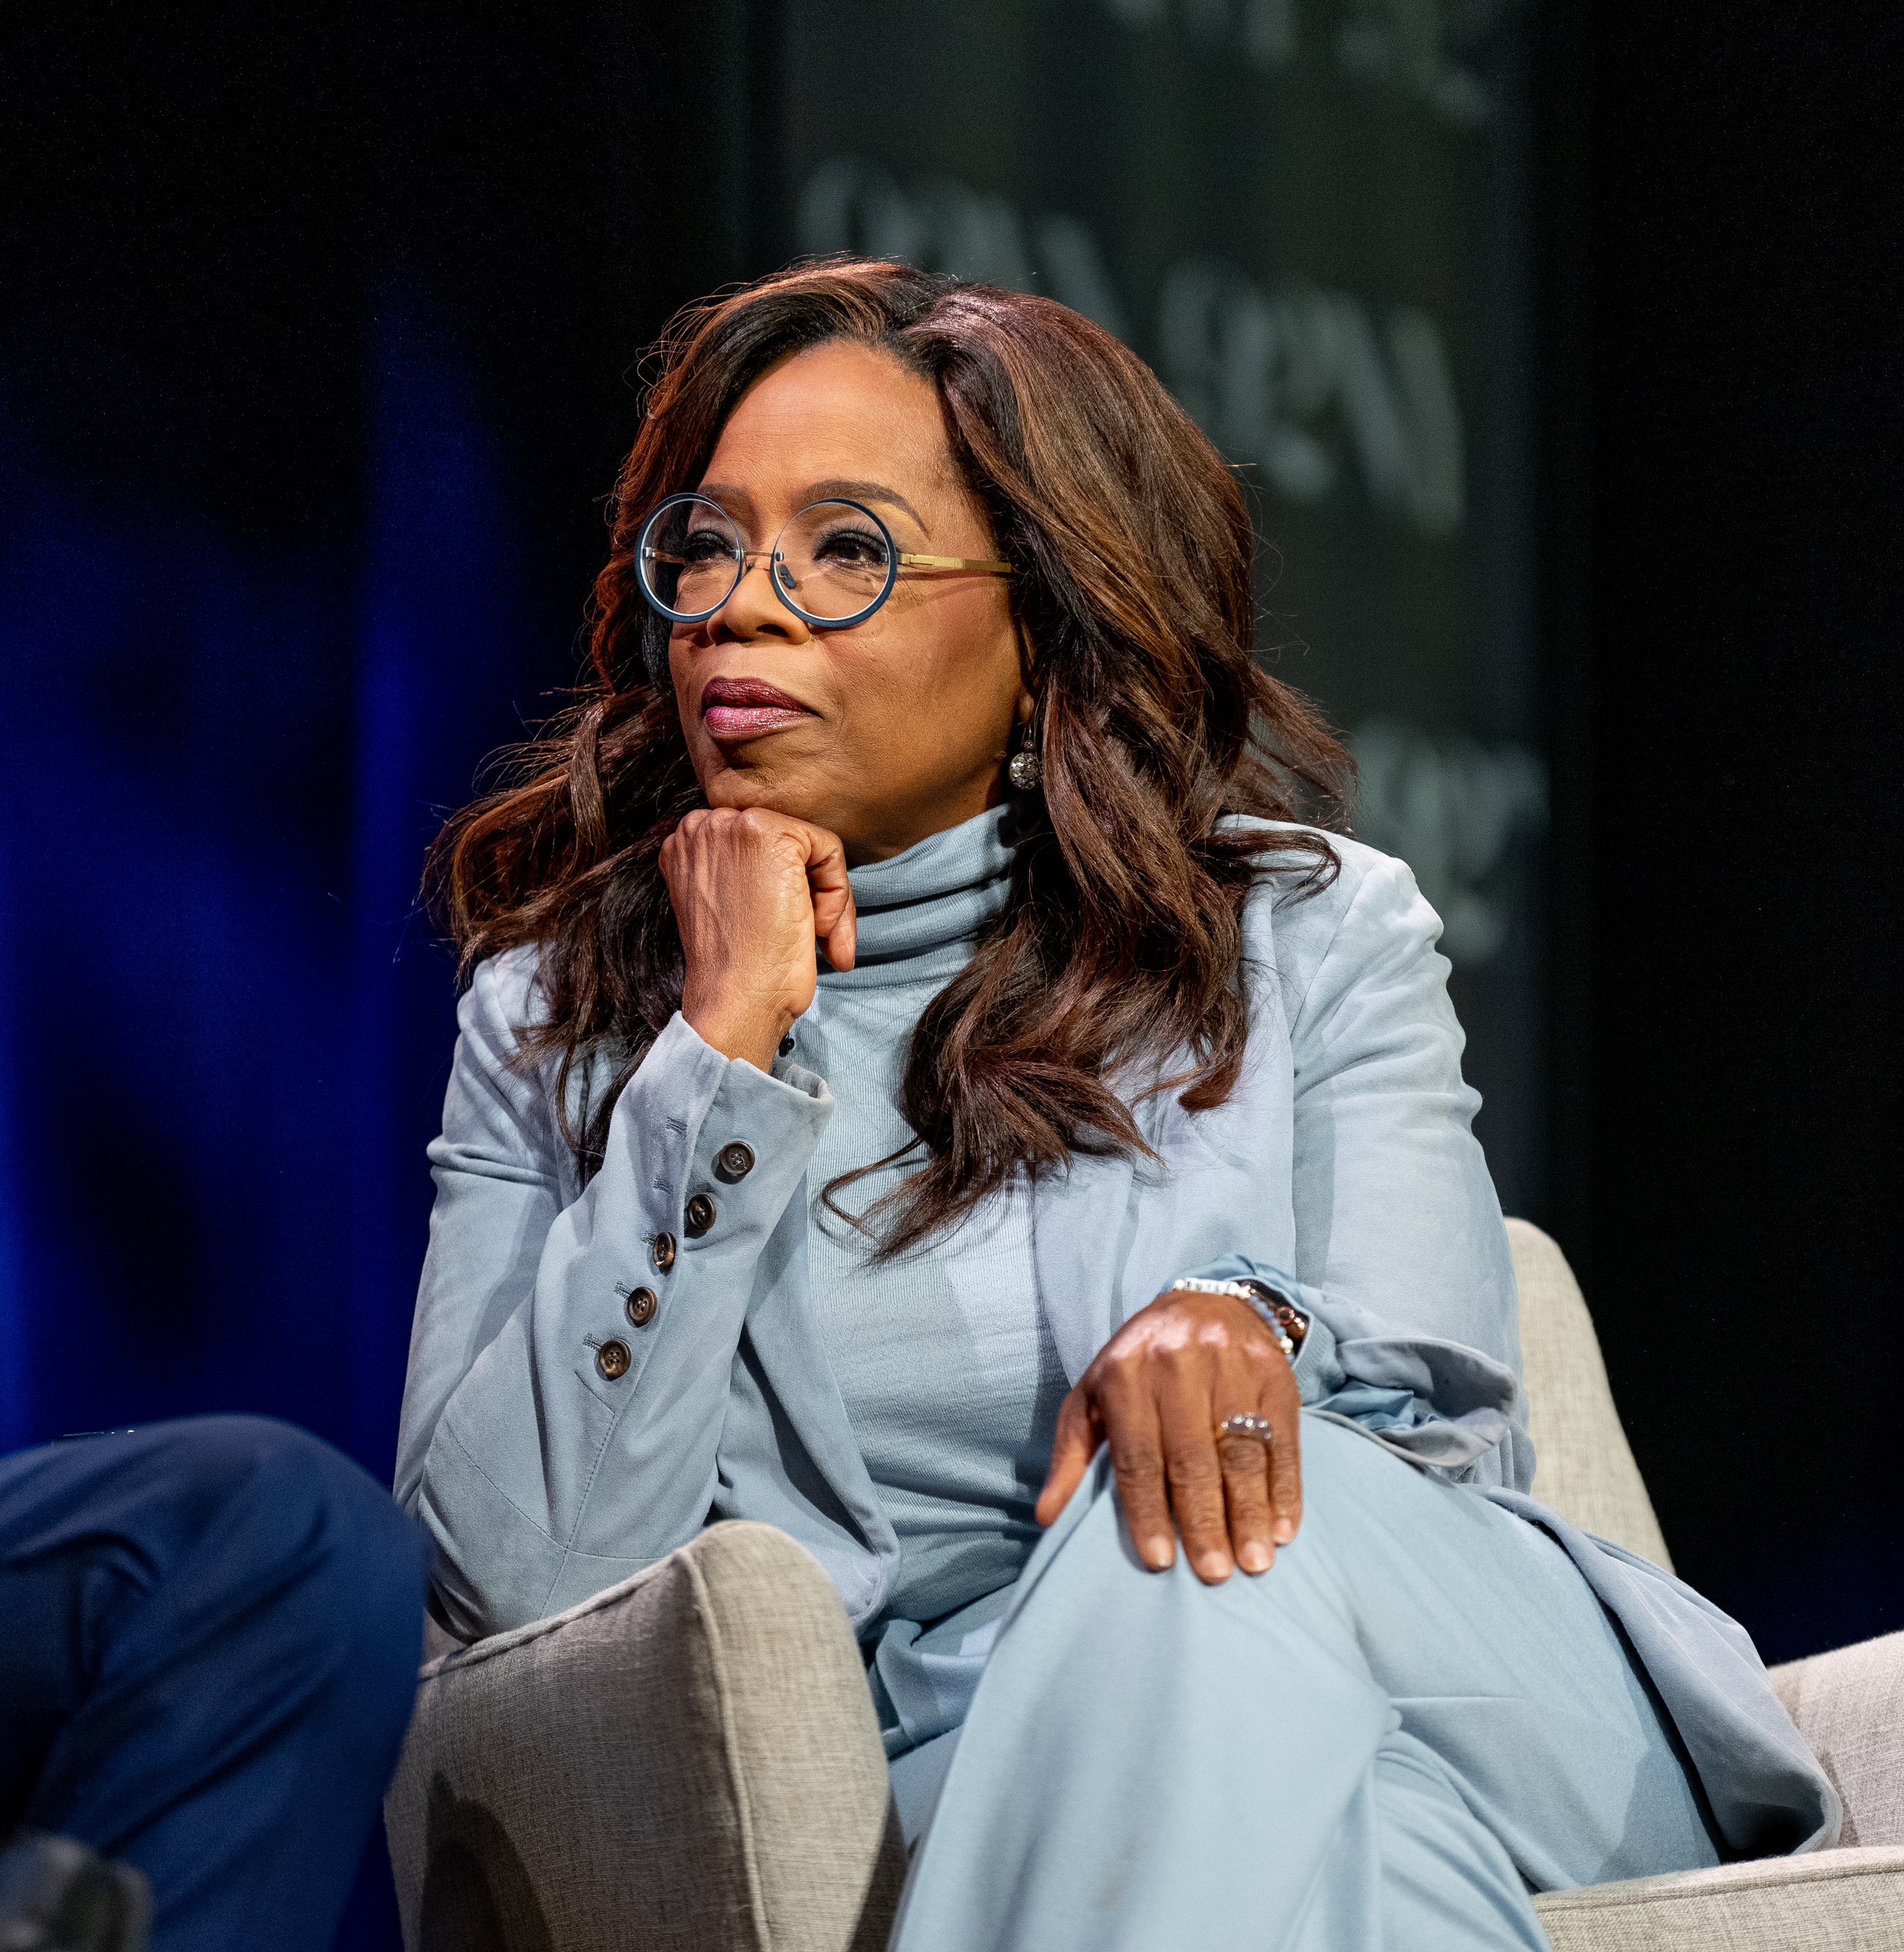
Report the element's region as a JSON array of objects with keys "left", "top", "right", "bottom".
[{"left": 0, "top": 289, "right": 542, "bottom": 1948}]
